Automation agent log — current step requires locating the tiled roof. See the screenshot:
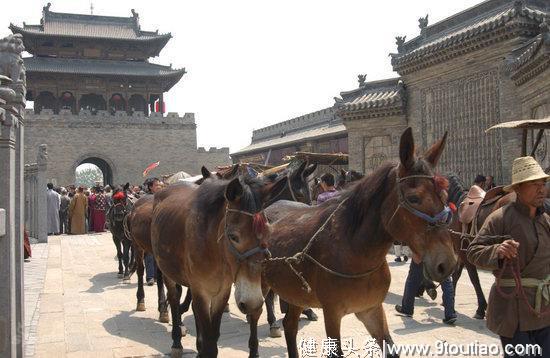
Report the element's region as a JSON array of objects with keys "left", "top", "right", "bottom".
[
  {"left": 232, "top": 124, "right": 346, "bottom": 156},
  {"left": 336, "top": 78, "right": 405, "bottom": 114},
  {"left": 391, "top": 1, "right": 548, "bottom": 74},
  {"left": 506, "top": 26, "right": 550, "bottom": 85},
  {"left": 506, "top": 25, "right": 549, "bottom": 71},
  {"left": 24, "top": 57, "right": 185, "bottom": 90},
  {"left": 10, "top": 8, "right": 170, "bottom": 42}
]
